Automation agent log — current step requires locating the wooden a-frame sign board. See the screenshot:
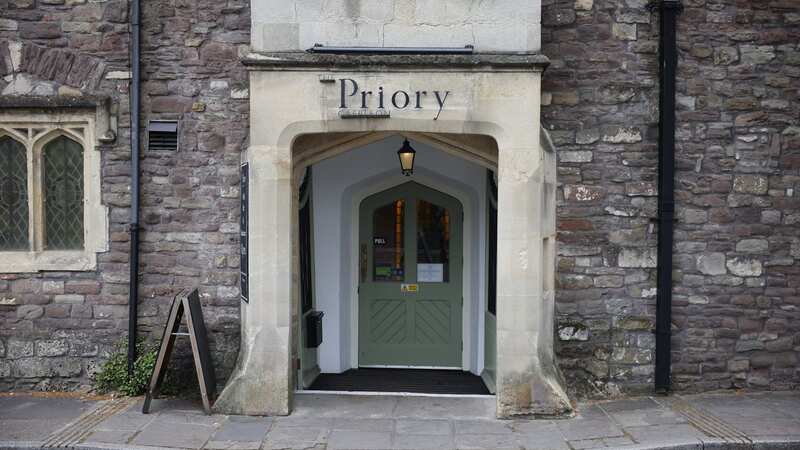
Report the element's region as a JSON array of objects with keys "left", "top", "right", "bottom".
[{"left": 142, "top": 288, "right": 216, "bottom": 414}]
